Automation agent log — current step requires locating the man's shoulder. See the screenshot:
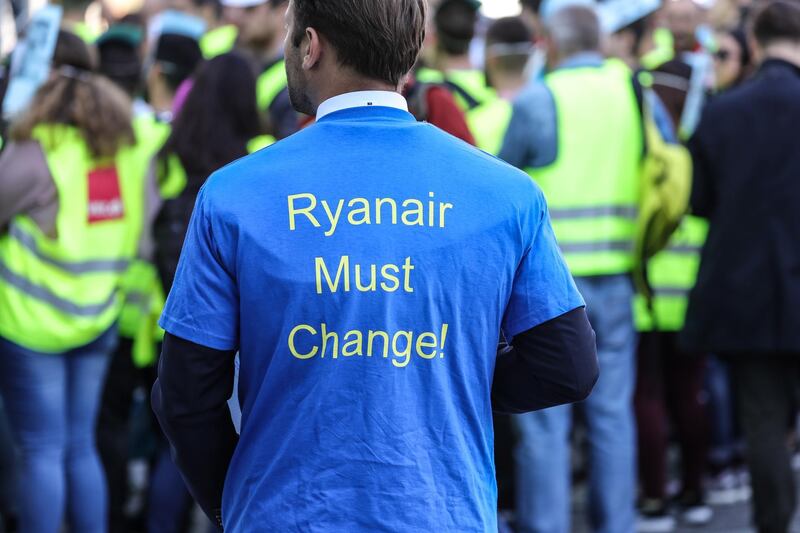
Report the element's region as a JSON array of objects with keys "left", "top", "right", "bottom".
[
  {"left": 206, "top": 127, "right": 318, "bottom": 186},
  {"left": 706, "top": 70, "right": 795, "bottom": 115},
  {"left": 202, "top": 120, "right": 542, "bottom": 209},
  {"left": 709, "top": 81, "right": 756, "bottom": 110},
  {"left": 514, "top": 80, "right": 554, "bottom": 111}
]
